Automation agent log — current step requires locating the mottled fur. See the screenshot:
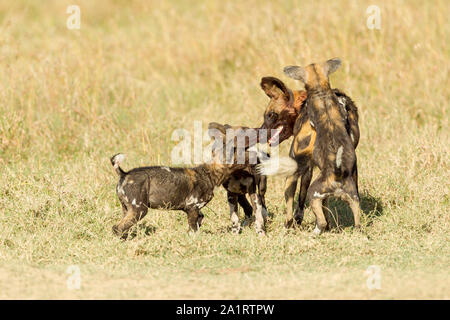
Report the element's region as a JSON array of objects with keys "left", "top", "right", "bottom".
[
  {"left": 259, "top": 76, "right": 359, "bottom": 228},
  {"left": 283, "top": 58, "right": 361, "bottom": 234},
  {"left": 111, "top": 123, "right": 267, "bottom": 239},
  {"left": 210, "top": 122, "right": 268, "bottom": 234}
]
